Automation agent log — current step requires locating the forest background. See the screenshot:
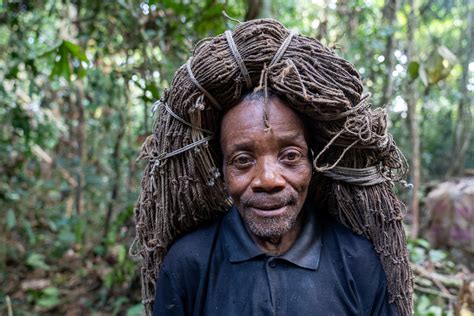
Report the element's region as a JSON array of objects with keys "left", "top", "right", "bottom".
[{"left": 1, "top": 0, "right": 473, "bottom": 315}]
